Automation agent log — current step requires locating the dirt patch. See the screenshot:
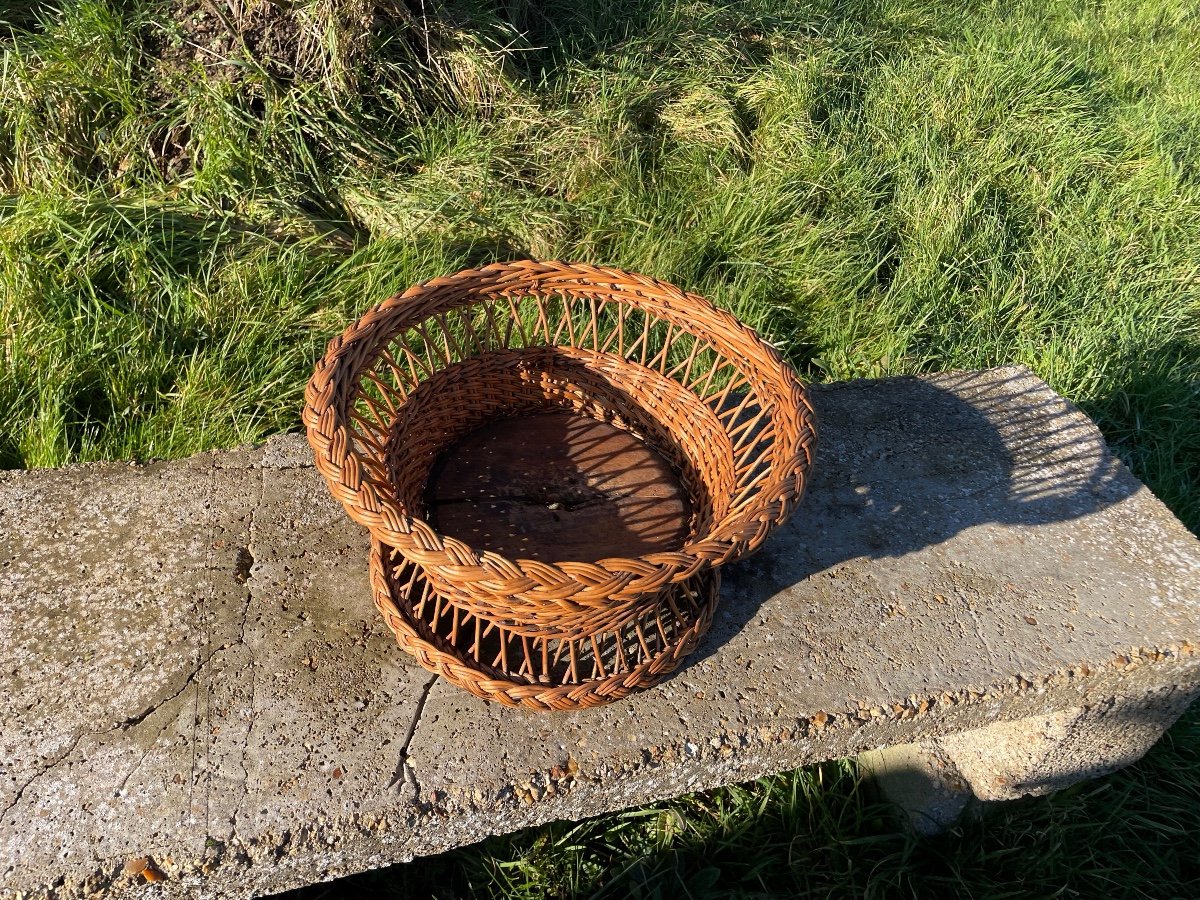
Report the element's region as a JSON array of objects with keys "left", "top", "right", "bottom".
[
  {"left": 134, "top": 0, "right": 519, "bottom": 180},
  {"left": 138, "top": 0, "right": 380, "bottom": 178},
  {"left": 149, "top": 0, "right": 375, "bottom": 86}
]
